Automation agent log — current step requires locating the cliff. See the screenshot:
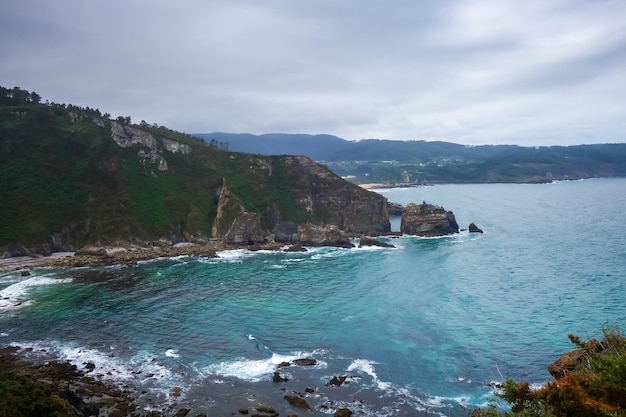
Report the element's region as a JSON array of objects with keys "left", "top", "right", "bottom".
[{"left": 0, "top": 90, "right": 389, "bottom": 256}]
